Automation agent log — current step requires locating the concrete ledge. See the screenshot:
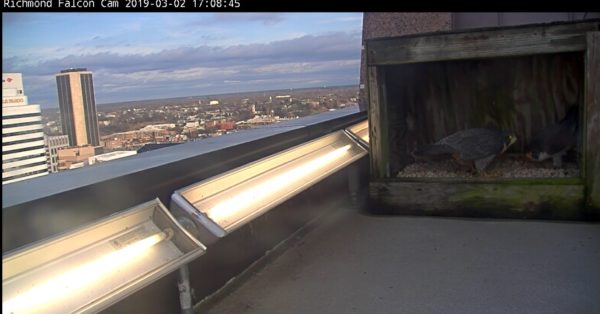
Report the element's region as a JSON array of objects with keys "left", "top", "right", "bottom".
[{"left": 2, "top": 107, "right": 365, "bottom": 253}]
